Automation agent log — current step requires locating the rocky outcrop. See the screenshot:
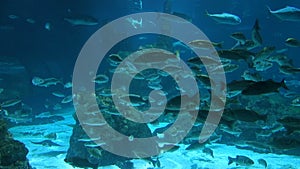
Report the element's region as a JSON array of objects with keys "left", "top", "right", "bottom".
[
  {"left": 0, "top": 119, "right": 31, "bottom": 169},
  {"left": 65, "top": 114, "right": 153, "bottom": 168}
]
